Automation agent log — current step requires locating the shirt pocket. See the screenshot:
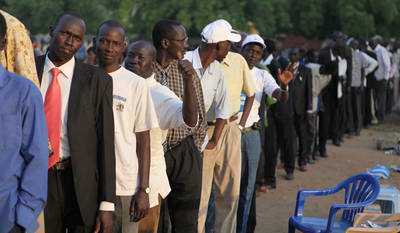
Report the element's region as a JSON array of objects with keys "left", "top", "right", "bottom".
[{"left": 0, "top": 113, "right": 22, "bottom": 150}]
